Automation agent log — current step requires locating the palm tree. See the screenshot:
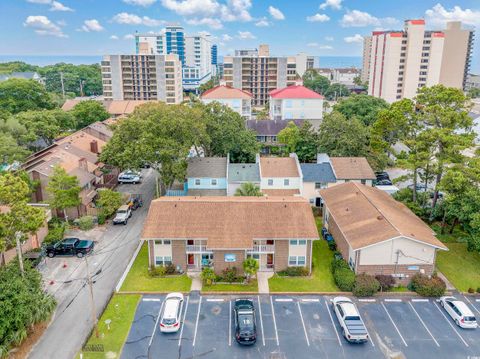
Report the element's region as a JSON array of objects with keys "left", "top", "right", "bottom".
[
  {"left": 243, "top": 258, "right": 259, "bottom": 283},
  {"left": 234, "top": 182, "right": 263, "bottom": 197}
]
